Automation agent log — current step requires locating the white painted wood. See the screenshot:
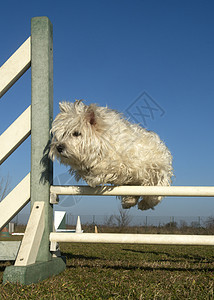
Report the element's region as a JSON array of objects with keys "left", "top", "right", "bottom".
[
  {"left": 50, "top": 233, "right": 214, "bottom": 246},
  {"left": 50, "top": 193, "right": 59, "bottom": 204},
  {"left": 0, "top": 37, "right": 31, "bottom": 98},
  {"left": 0, "top": 241, "right": 21, "bottom": 261},
  {"left": 50, "top": 241, "right": 58, "bottom": 252},
  {"left": 50, "top": 185, "right": 214, "bottom": 198},
  {"left": 0, "top": 106, "right": 31, "bottom": 165},
  {"left": 0, "top": 173, "right": 30, "bottom": 231},
  {"left": 15, "top": 202, "right": 45, "bottom": 266},
  {"left": 54, "top": 211, "right": 66, "bottom": 231}
]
